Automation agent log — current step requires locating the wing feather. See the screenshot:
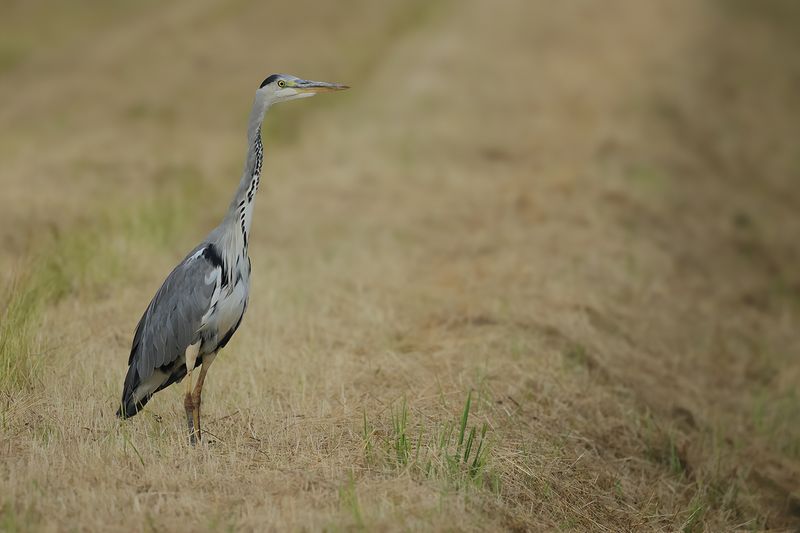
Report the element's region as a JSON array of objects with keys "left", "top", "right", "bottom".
[{"left": 130, "top": 245, "right": 220, "bottom": 382}]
